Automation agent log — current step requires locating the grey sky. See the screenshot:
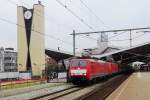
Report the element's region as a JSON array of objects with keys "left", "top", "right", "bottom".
[{"left": 0, "top": 0, "right": 150, "bottom": 53}]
